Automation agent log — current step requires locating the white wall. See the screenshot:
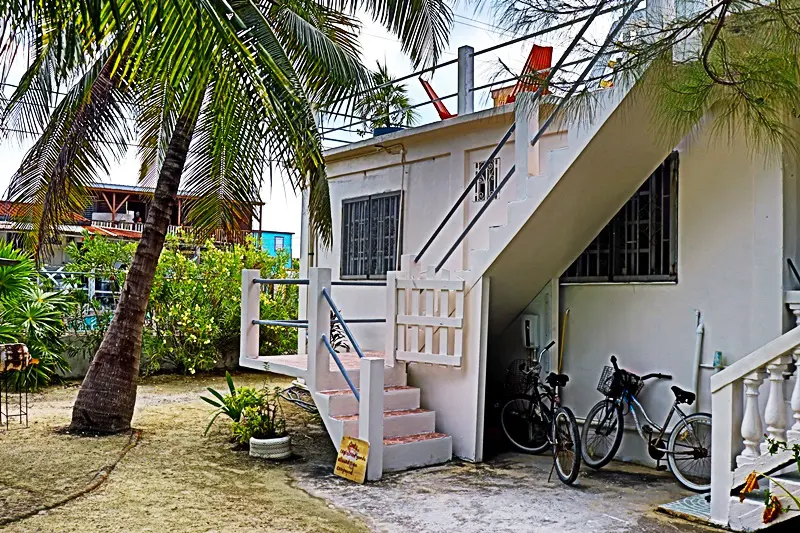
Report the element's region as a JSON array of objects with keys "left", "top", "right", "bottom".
[{"left": 548, "top": 122, "right": 786, "bottom": 464}]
